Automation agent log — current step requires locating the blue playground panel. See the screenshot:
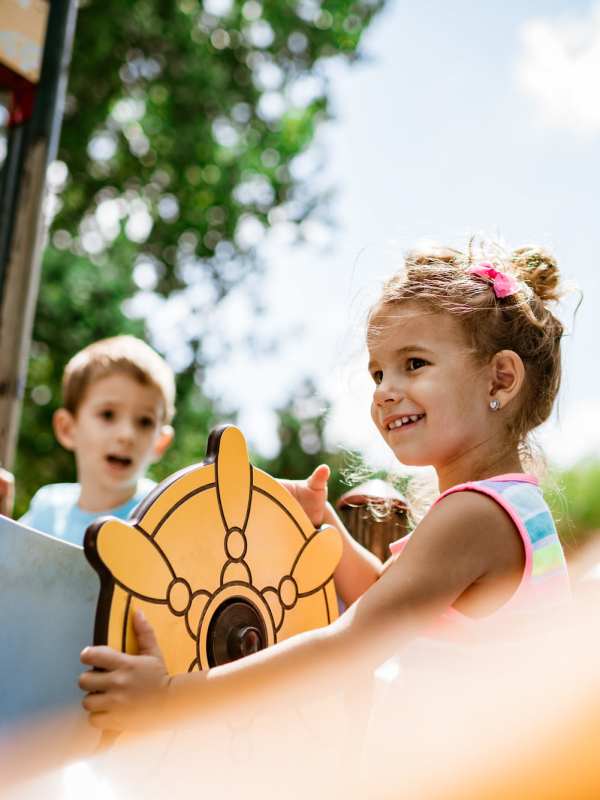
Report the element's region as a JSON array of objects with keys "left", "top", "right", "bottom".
[{"left": 0, "top": 516, "right": 98, "bottom": 727}]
